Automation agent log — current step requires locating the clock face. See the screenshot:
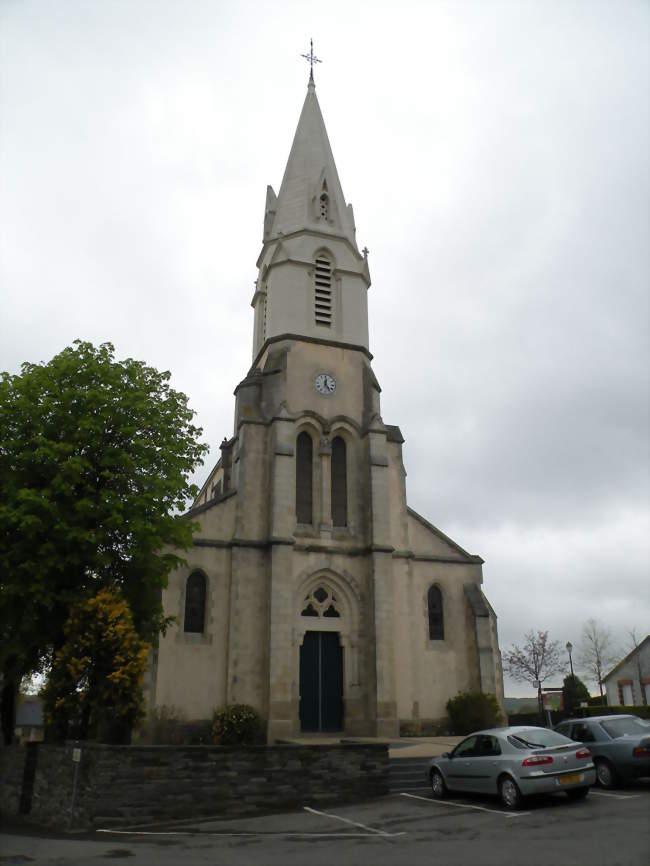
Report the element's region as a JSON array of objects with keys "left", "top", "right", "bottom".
[{"left": 314, "top": 372, "right": 336, "bottom": 395}]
